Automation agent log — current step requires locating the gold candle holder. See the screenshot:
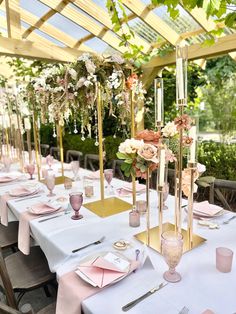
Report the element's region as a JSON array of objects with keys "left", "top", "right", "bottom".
[
  {"left": 157, "top": 185, "right": 164, "bottom": 247},
  {"left": 58, "top": 124, "right": 64, "bottom": 179},
  {"left": 187, "top": 161, "right": 197, "bottom": 249},
  {"left": 130, "top": 88, "right": 136, "bottom": 208},
  {"left": 146, "top": 167, "right": 150, "bottom": 245},
  {"left": 32, "top": 110, "right": 41, "bottom": 181}
]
